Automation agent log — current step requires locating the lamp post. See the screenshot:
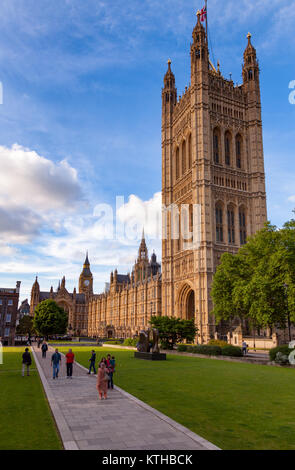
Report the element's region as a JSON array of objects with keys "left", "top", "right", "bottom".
[{"left": 284, "top": 283, "right": 292, "bottom": 342}]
